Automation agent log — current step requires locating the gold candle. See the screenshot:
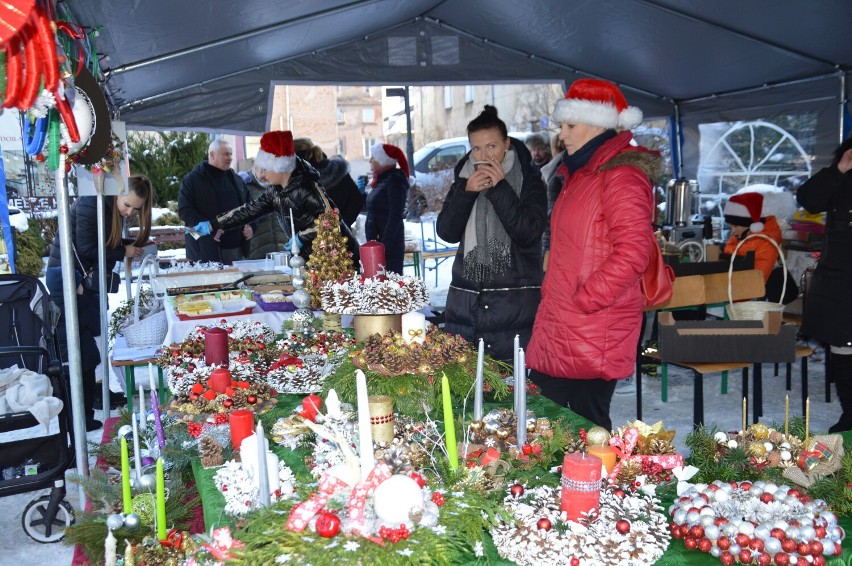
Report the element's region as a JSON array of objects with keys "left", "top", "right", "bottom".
[
  {"left": 805, "top": 397, "right": 810, "bottom": 447},
  {"left": 784, "top": 395, "right": 790, "bottom": 440},
  {"left": 742, "top": 397, "right": 747, "bottom": 432},
  {"left": 368, "top": 395, "right": 395, "bottom": 444}
]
